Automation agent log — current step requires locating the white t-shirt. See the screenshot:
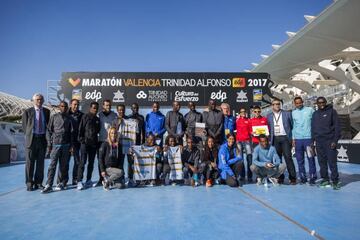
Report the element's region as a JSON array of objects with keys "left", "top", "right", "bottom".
[{"left": 273, "top": 111, "right": 286, "bottom": 136}]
